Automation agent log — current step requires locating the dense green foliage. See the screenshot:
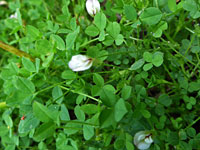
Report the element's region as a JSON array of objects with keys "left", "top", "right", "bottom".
[{"left": 0, "top": 0, "right": 200, "bottom": 149}]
